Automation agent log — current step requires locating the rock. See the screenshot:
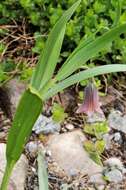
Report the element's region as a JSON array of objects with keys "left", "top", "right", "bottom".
[
  {"left": 60, "top": 183, "right": 70, "bottom": 190},
  {"left": 0, "top": 143, "right": 28, "bottom": 190},
  {"left": 103, "top": 158, "right": 125, "bottom": 183},
  {"left": 113, "top": 132, "right": 122, "bottom": 143},
  {"left": 89, "top": 173, "right": 105, "bottom": 185},
  {"left": 46, "top": 130, "right": 103, "bottom": 177},
  {"left": 103, "top": 134, "right": 113, "bottom": 150},
  {"left": 5, "top": 79, "right": 26, "bottom": 114},
  {"left": 65, "top": 124, "right": 74, "bottom": 131},
  {"left": 95, "top": 185, "right": 105, "bottom": 190},
  {"left": 33, "top": 115, "right": 61, "bottom": 134},
  {"left": 108, "top": 110, "right": 126, "bottom": 133},
  {"left": 104, "top": 157, "right": 125, "bottom": 172},
  {"left": 87, "top": 113, "right": 105, "bottom": 123},
  {"left": 26, "top": 141, "right": 44, "bottom": 157},
  {"left": 104, "top": 169, "right": 123, "bottom": 183},
  {"left": 26, "top": 141, "right": 38, "bottom": 156}
]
